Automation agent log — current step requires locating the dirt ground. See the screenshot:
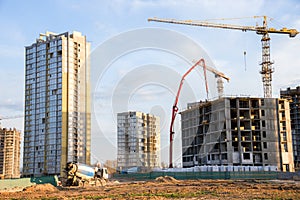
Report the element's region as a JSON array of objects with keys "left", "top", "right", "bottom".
[{"left": 0, "top": 176, "right": 299, "bottom": 199}]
